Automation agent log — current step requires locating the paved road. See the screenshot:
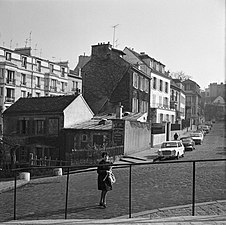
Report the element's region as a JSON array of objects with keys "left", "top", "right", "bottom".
[{"left": 0, "top": 122, "right": 225, "bottom": 222}]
